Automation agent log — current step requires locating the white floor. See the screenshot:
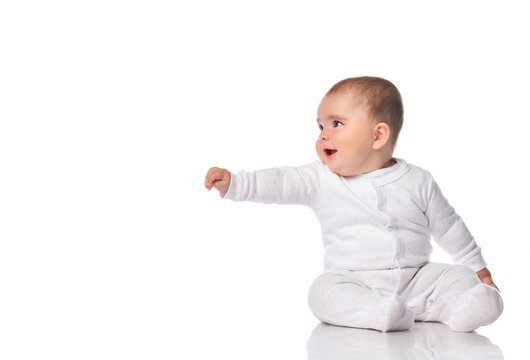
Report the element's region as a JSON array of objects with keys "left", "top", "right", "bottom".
[
  {"left": 307, "top": 322, "right": 503, "bottom": 359},
  {"left": 0, "top": 284, "right": 522, "bottom": 359},
  {"left": 177, "top": 293, "right": 519, "bottom": 359},
  {"left": 179, "top": 300, "right": 518, "bottom": 360}
]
